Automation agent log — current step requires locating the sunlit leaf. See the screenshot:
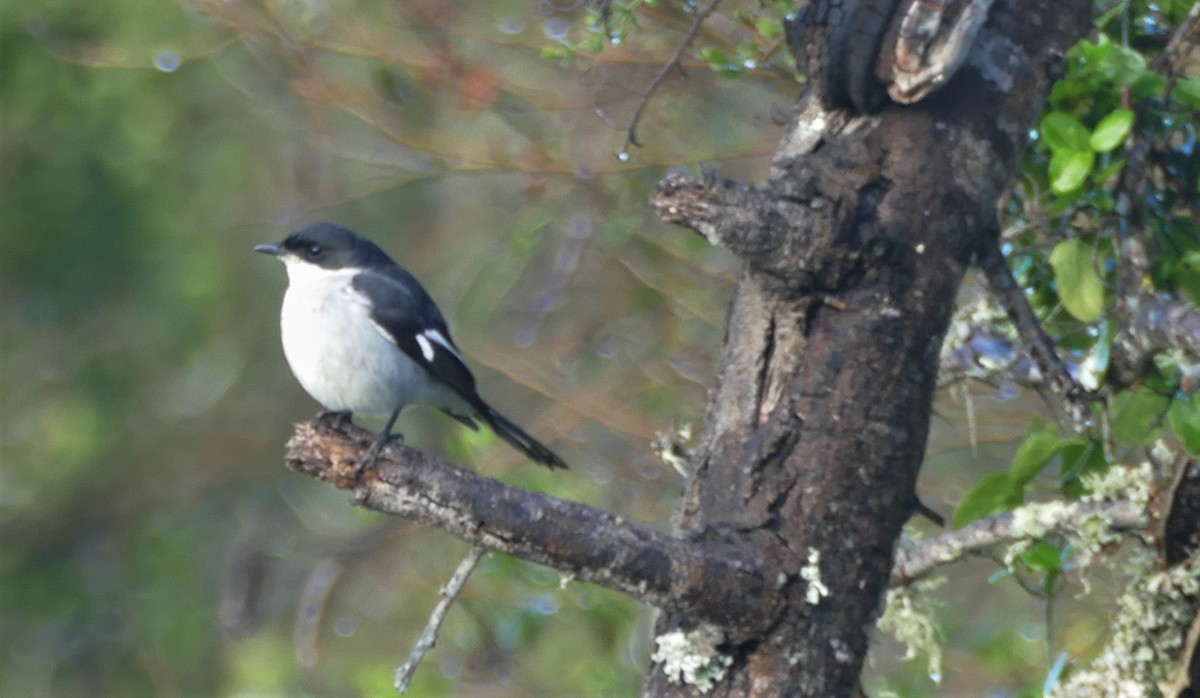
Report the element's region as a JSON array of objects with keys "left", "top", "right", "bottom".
[
  {"left": 1040, "top": 112, "right": 1091, "bottom": 152},
  {"left": 1088, "top": 109, "right": 1133, "bottom": 152},
  {"left": 1048, "top": 149, "right": 1095, "bottom": 194},
  {"left": 1049, "top": 239, "right": 1105, "bottom": 321}
]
